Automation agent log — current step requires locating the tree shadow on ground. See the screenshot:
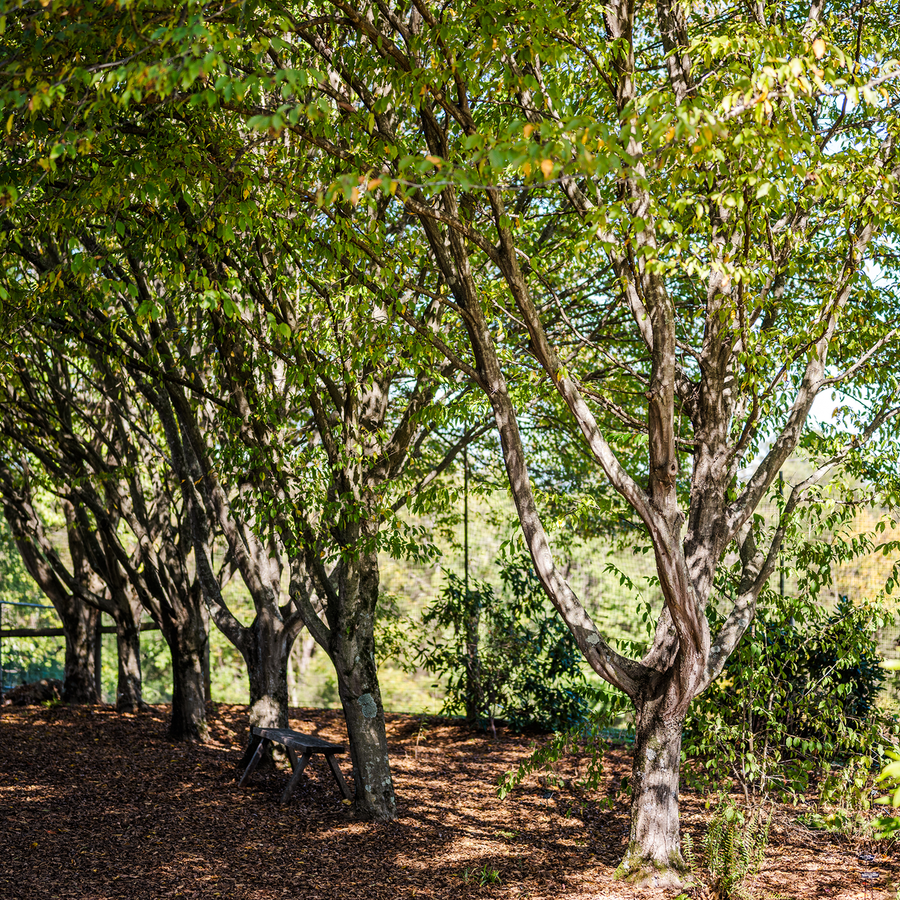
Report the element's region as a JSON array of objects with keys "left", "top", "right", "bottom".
[{"left": 0, "top": 705, "right": 895, "bottom": 900}]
